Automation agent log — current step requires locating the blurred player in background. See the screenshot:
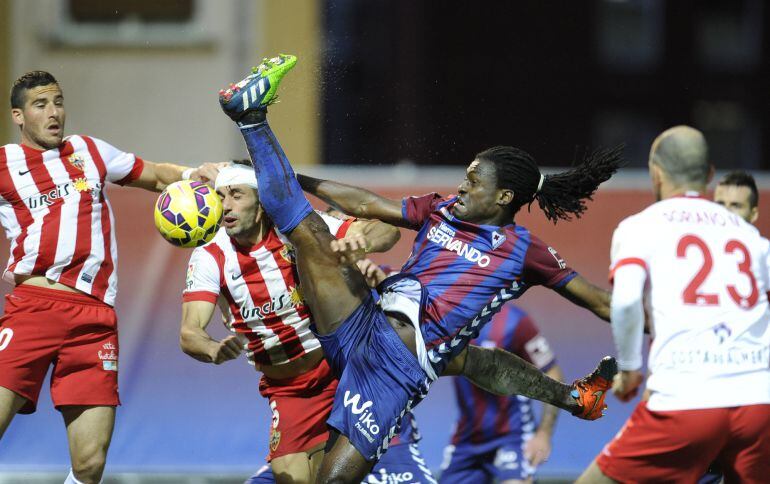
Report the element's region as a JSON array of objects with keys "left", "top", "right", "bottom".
[
  {"left": 440, "top": 306, "right": 562, "bottom": 484},
  {"left": 219, "top": 55, "right": 620, "bottom": 483},
  {"left": 0, "top": 71, "right": 219, "bottom": 484},
  {"left": 578, "top": 126, "right": 770, "bottom": 483},
  {"left": 180, "top": 161, "right": 425, "bottom": 483},
  {"left": 714, "top": 170, "right": 759, "bottom": 224}
]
